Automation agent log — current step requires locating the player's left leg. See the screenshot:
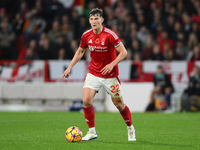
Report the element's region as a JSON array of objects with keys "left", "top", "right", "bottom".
[
  {"left": 102, "top": 77, "right": 136, "bottom": 141},
  {"left": 112, "top": 97, "right": 136, "bottom": 141}
]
